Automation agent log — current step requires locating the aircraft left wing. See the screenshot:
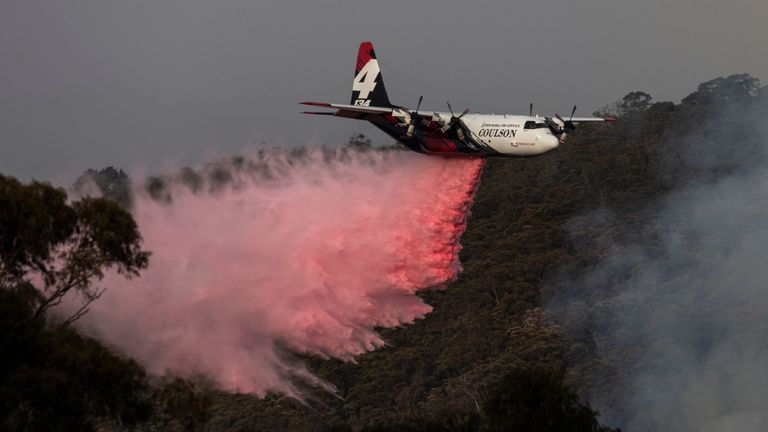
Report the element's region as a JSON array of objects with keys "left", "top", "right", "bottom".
[{"left": 300, "top": 102, "right": 394, "bottom": 116}]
